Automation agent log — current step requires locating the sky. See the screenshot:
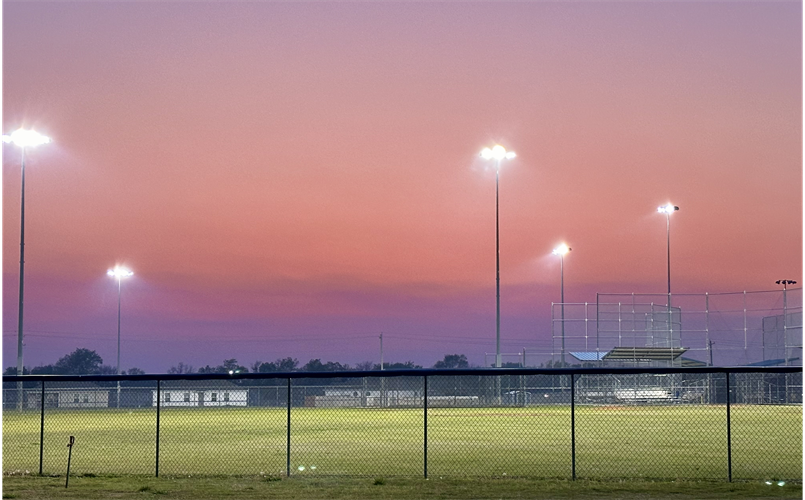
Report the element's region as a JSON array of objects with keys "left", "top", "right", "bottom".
[{"left": 2, "top": 1, "right": 802, "bottom": 373}]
